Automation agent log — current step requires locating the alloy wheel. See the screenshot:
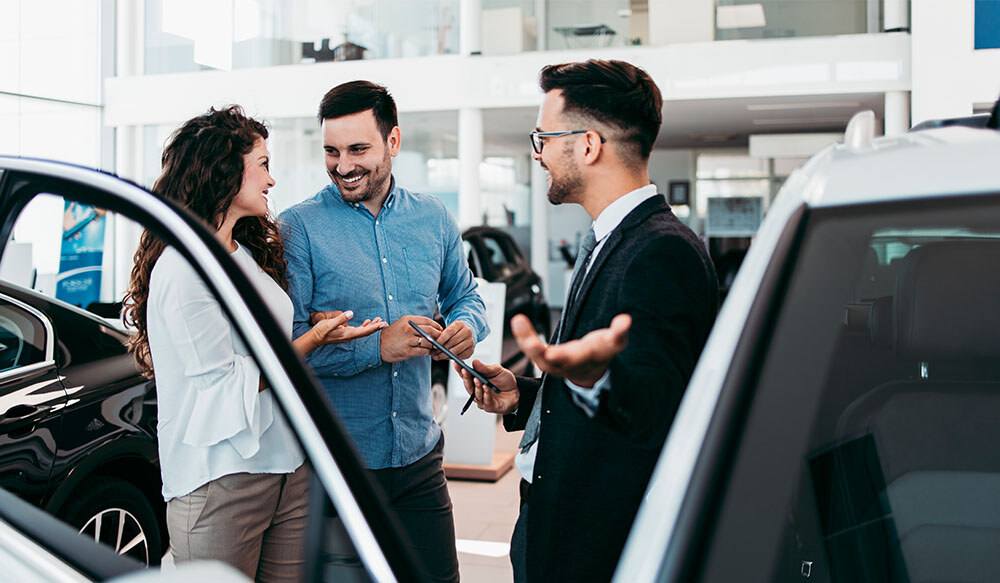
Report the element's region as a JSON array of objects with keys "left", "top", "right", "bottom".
[{"left": 79, "top": 507, "right": 149, "bottom": 565}]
